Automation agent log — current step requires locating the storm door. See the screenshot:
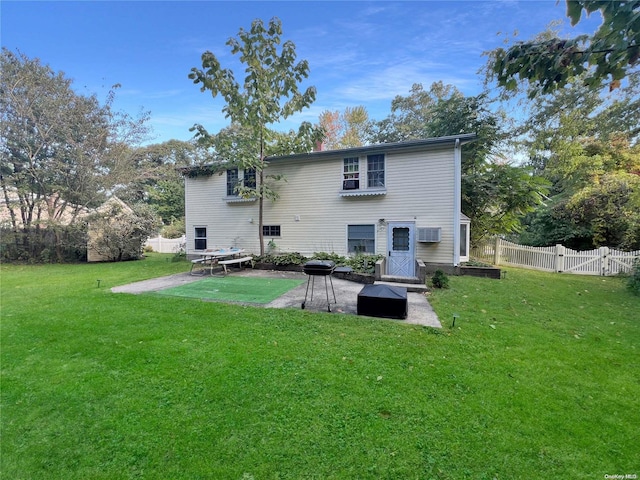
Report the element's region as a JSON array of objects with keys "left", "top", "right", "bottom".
[{"left": 387, "top": 222, "right": 415, "bottom": 277}]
